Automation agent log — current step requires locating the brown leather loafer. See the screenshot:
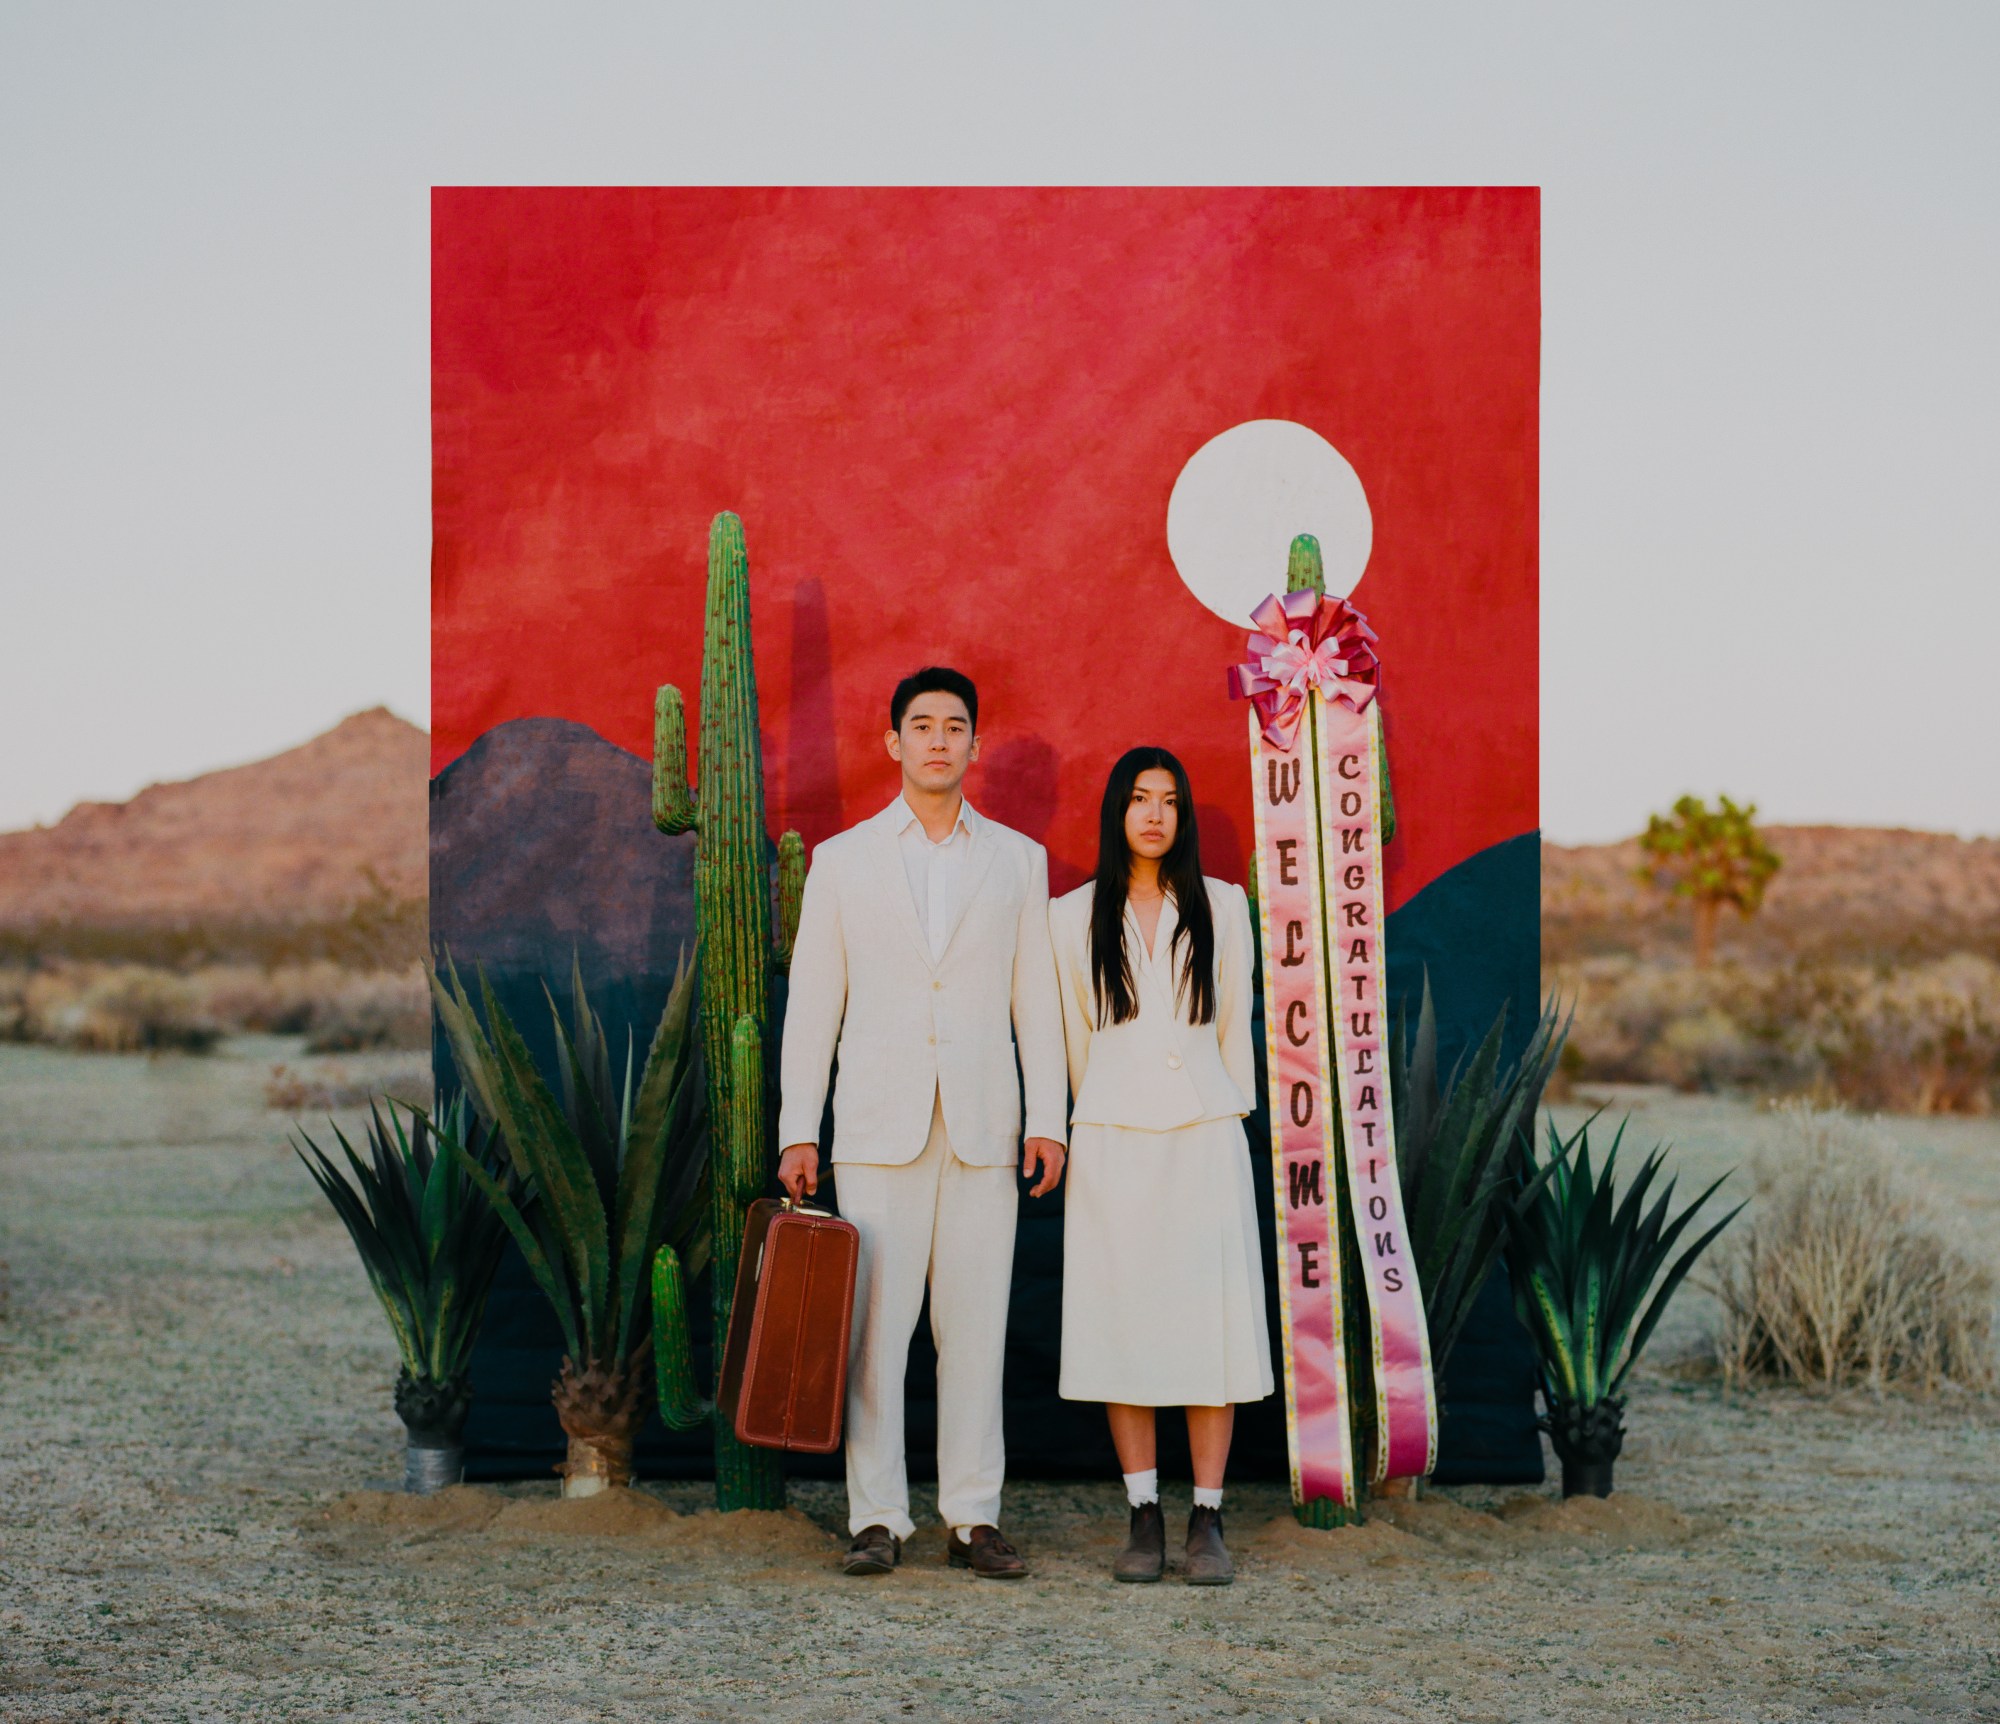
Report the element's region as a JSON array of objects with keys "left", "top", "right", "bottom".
[
  {"left": 1113, "top": 1501, "right": 1165, "bottom": 1582},
  {"left": 1184, "top": 1505, "right": 1234, "bottom": 1585},
  {"left": 947, "top": 1524, "right": 1028, "bottom": 1578},
  {"left": 842, "top": 1524, "right": 902, "bottom": 1576}
]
